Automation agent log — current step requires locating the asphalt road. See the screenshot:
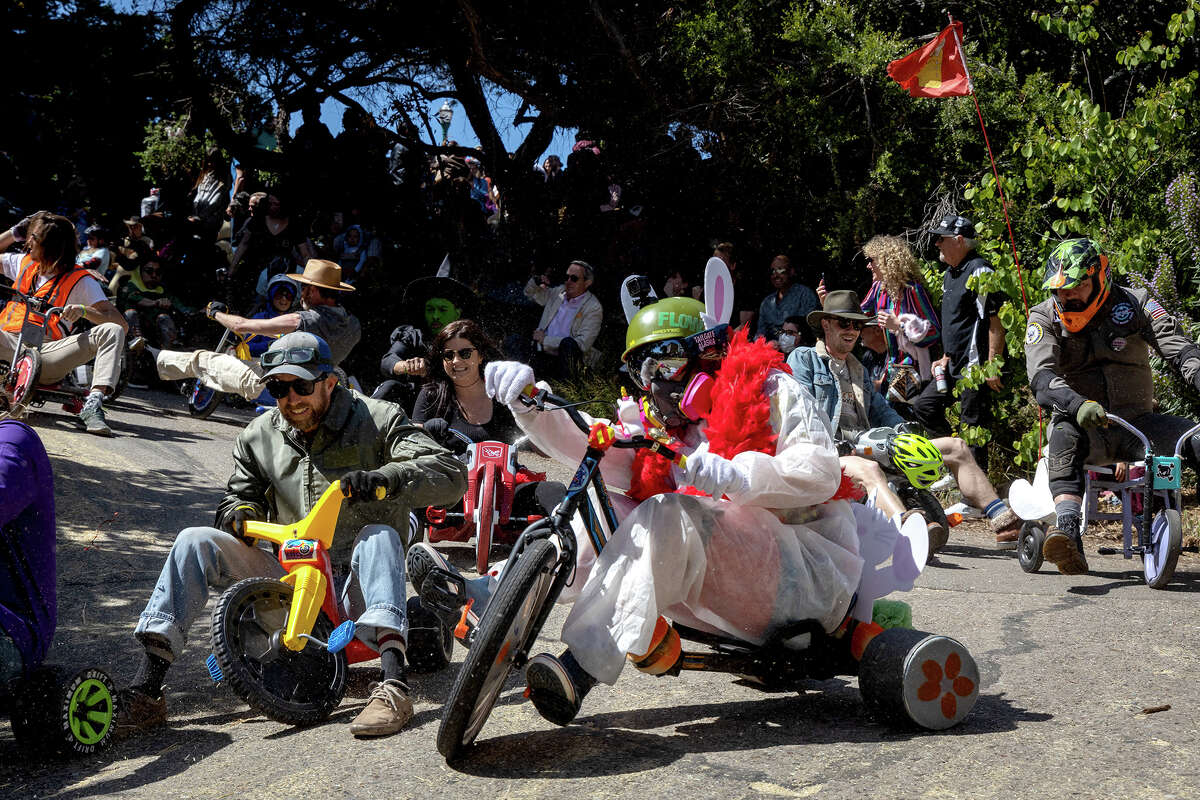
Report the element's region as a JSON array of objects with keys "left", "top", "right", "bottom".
[{"left": 2, "top": 388, "right": 1199, "bottom": 800}]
